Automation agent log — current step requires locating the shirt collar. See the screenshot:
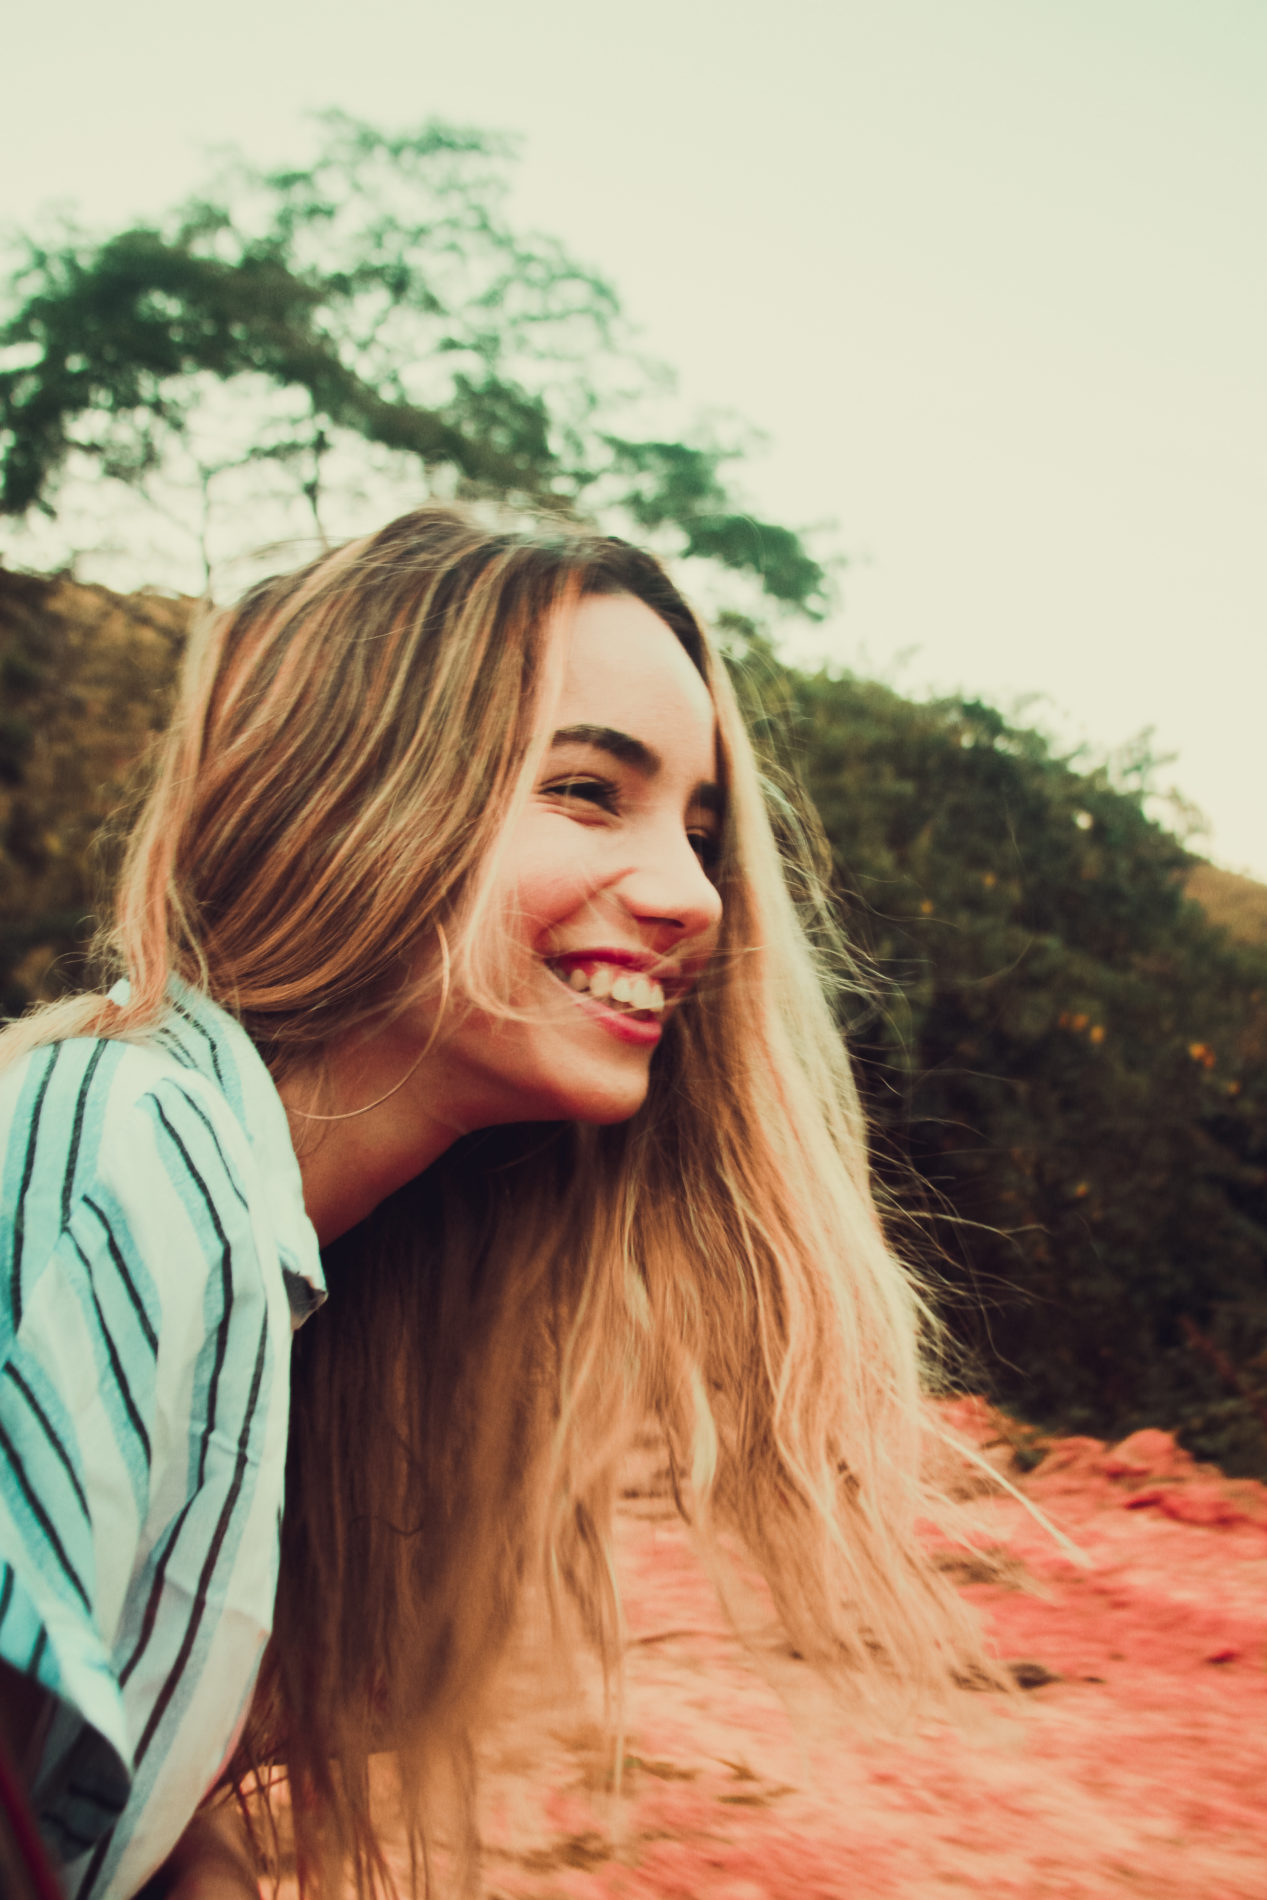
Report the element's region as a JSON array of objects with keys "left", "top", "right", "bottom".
[{"left": 109, "top": 976, "right": 326, "bottom": 1327}]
